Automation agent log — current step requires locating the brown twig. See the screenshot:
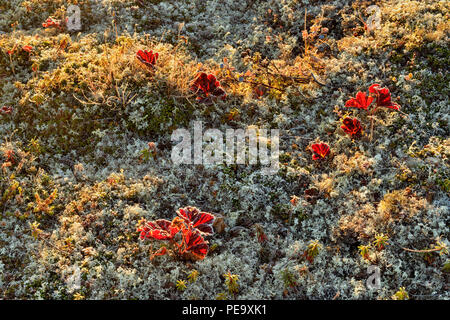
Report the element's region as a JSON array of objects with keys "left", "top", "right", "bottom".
[{"left": 402, "top": 247, "right": 443, "bottom": 254}]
